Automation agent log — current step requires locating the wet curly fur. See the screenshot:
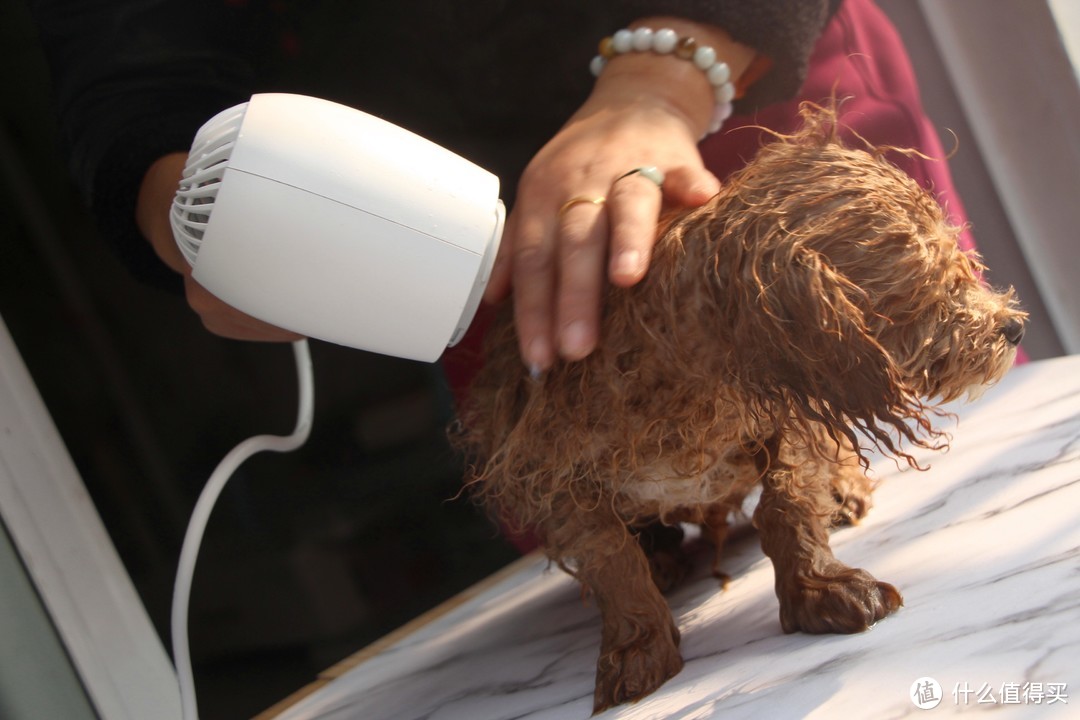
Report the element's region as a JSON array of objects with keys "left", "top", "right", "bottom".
[{"left": 455, "top": 104, "right": 1025, "bottom": 713}]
